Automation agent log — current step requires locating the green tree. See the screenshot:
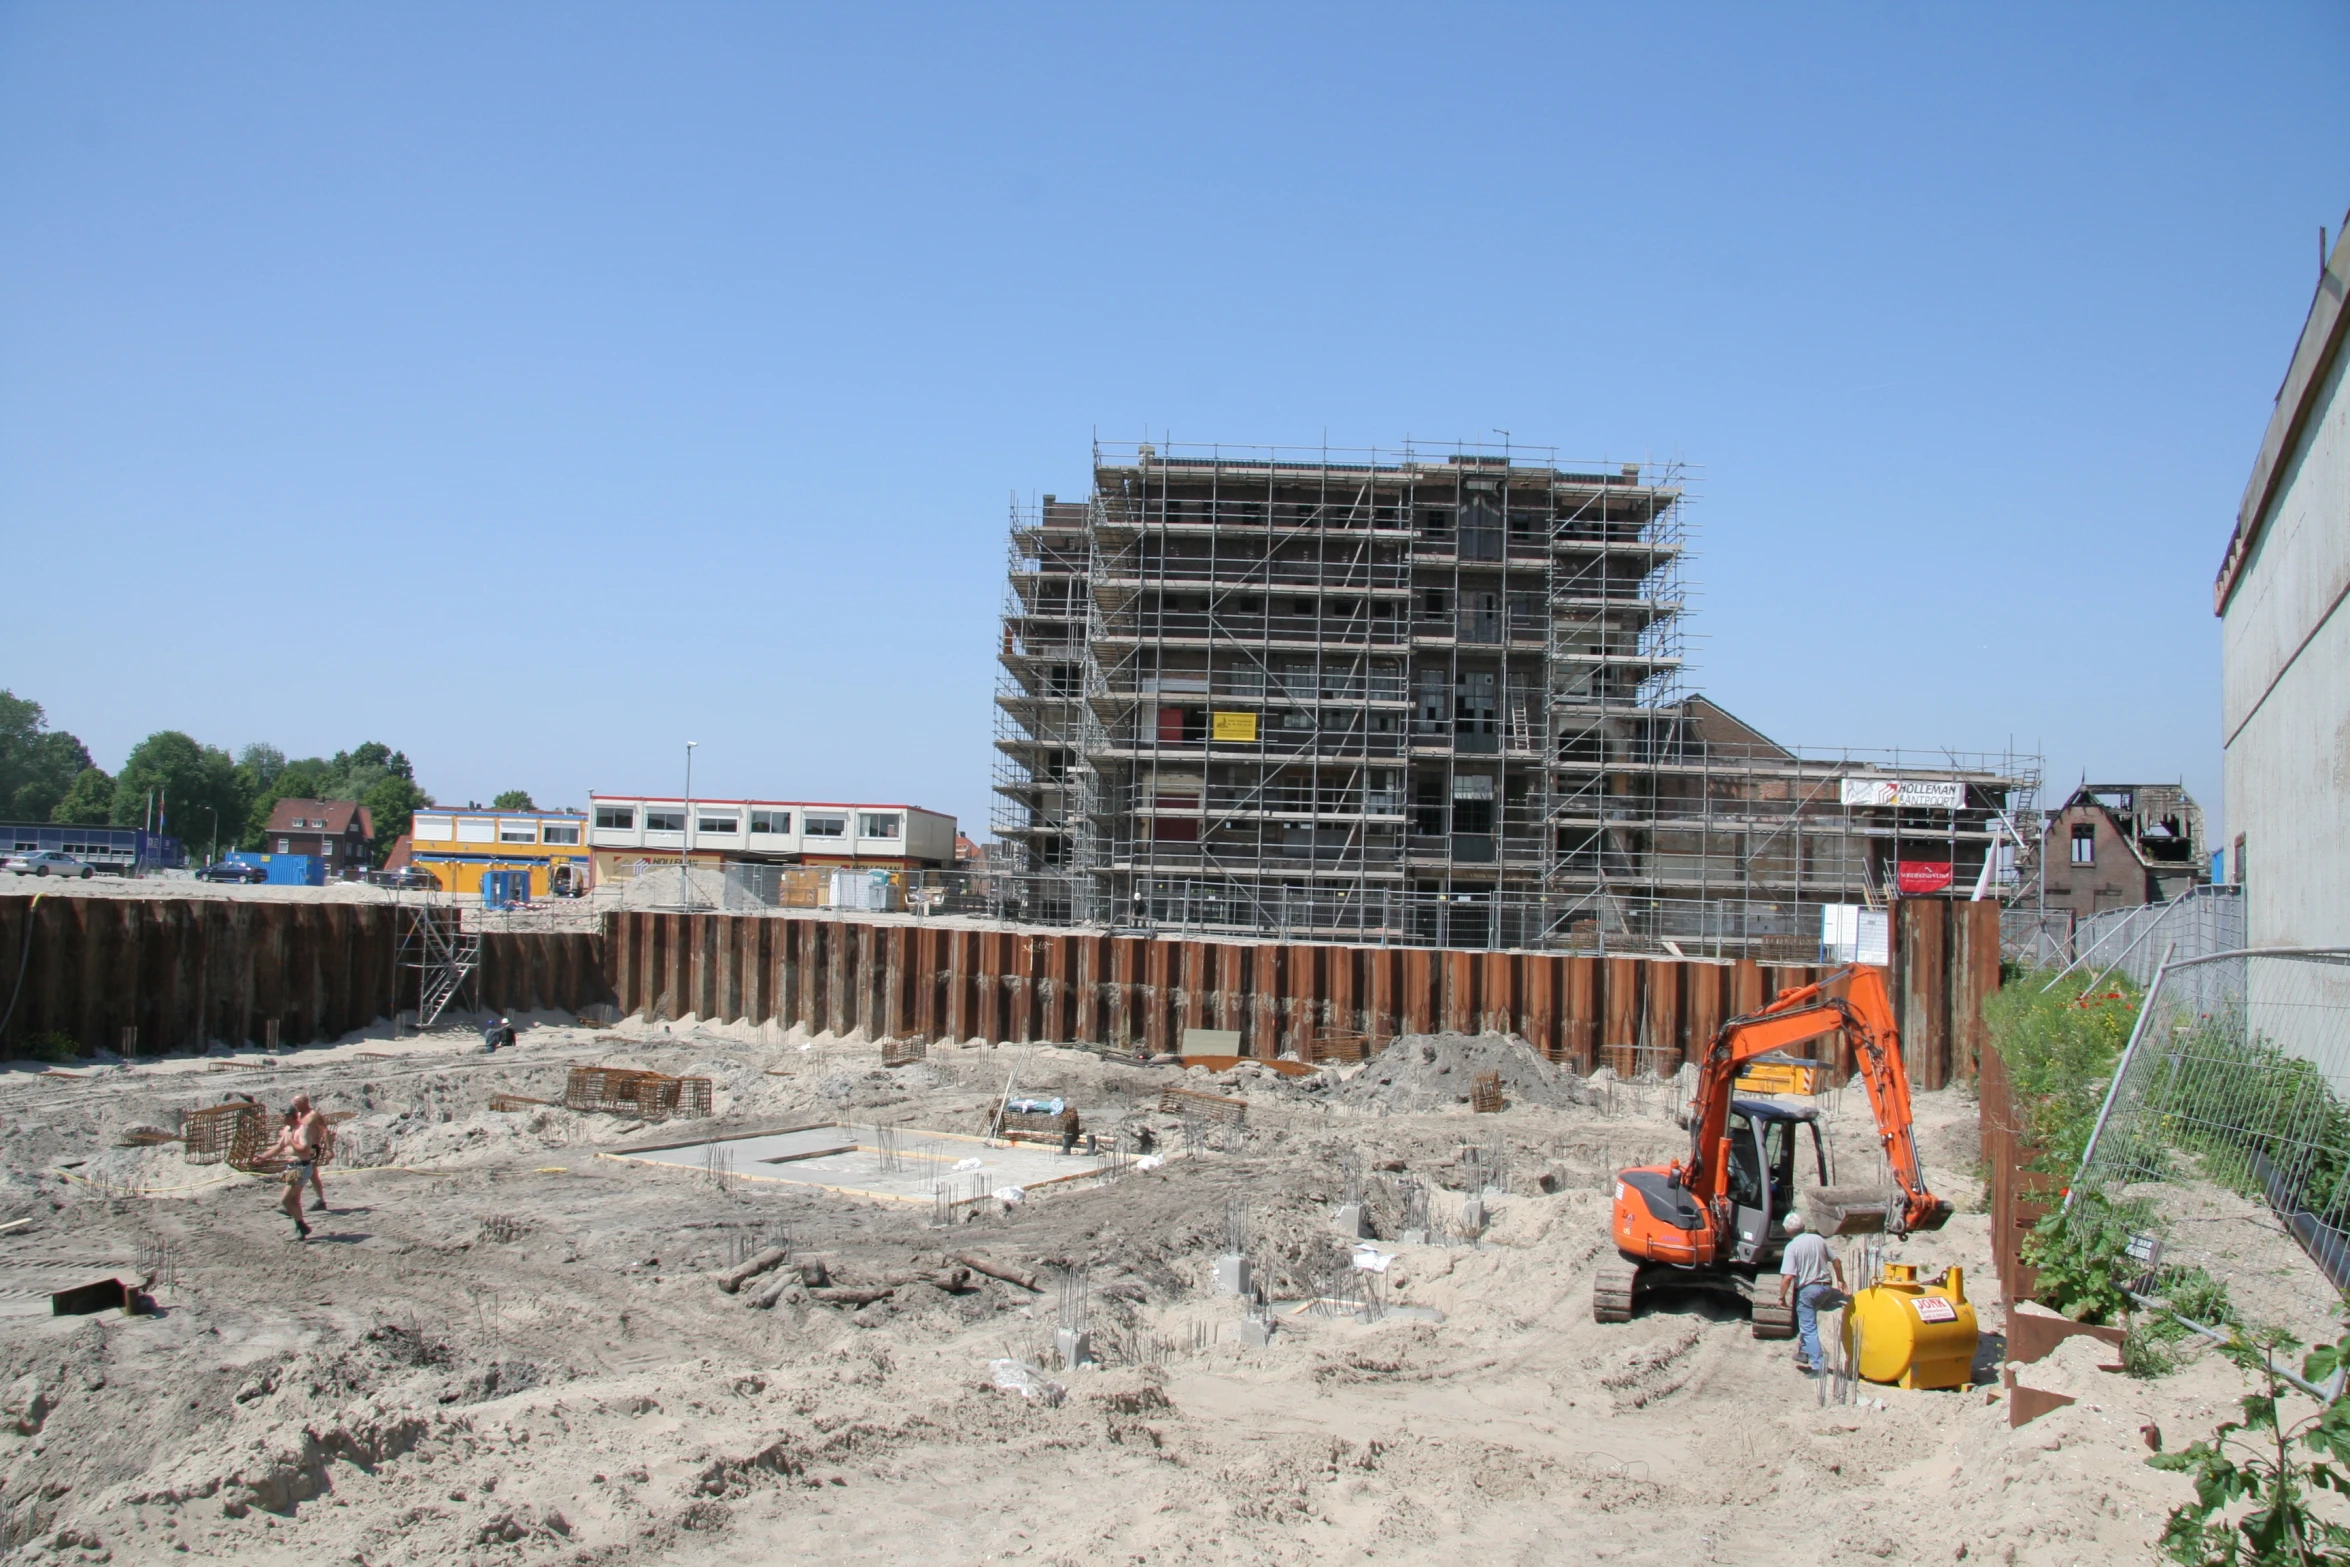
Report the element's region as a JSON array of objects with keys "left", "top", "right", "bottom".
[
  {"left": 50, "top": 767, "right": 115, "bottom": 826},
  {"left": 0, "top": 691, "right": 96, "bottom": 822},
  {"left": 492, "top": 790, "right": 536, "bottom": 810},
  {"left": 361, "top": 775, "right": 428, "bottom": 862},
  {"left": 112, "top": 732, "right": 250, "bottom": 854}
]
